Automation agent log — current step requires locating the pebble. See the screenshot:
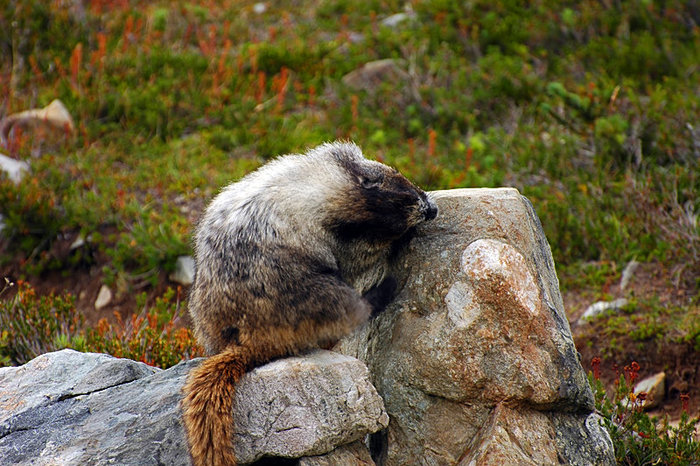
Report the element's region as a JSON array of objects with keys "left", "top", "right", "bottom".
[
  {"left": 169, "top": 255, "right": 195, "bottom": 286},
  {"left": 579, "top": 298, "right": 628, "bottom": 321},
  {"left": 94, "top": 285, "right": 113, "bottom": 310}
]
